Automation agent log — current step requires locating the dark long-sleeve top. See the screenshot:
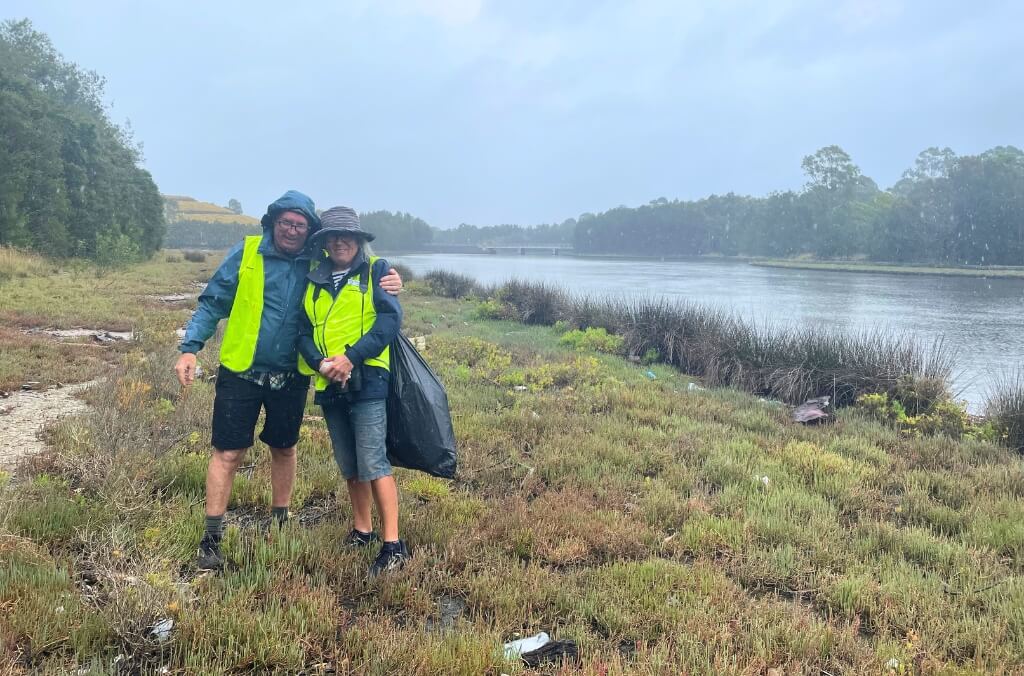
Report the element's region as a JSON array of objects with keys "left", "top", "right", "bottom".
[{"left": 297, "top": 252, "right": 402, "bottom": 401}]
